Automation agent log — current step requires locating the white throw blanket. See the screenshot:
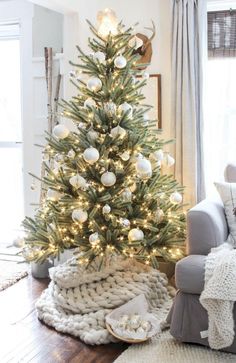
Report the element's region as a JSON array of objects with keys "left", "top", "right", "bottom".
[
  {"left": 36, "top": 257, "right": 172, "bottom": 345},
  {"left": 200, "top": 243, "right": 236, "bottom": 350}
]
